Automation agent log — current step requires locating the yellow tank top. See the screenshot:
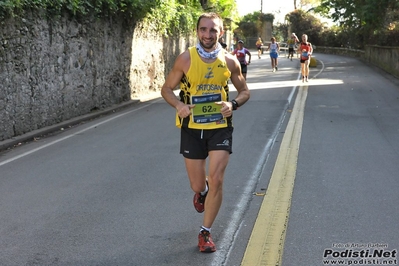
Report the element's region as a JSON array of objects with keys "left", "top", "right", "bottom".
[{"left": 176, "top": 46, "right": 232, "bottom": 129}]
